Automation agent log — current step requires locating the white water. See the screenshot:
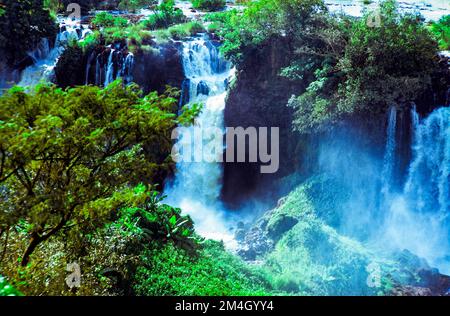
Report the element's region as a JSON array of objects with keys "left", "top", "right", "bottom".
[
  {"left": 165, "top": 37, "right": 236, "bottom": 247},
  {"left": 383, "top": 106, "right": 450, "bottom": 272}
]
